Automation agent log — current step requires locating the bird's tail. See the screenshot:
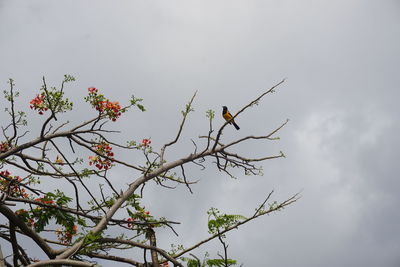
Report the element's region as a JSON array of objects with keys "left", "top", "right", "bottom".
[{"left": 233, "top": 122, "right": 240, "bottom": 130}]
